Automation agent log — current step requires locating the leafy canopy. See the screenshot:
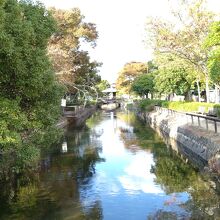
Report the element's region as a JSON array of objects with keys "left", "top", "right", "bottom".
[
  {"left": 145, "top": 0, "right": 216, "bottom": 102},
  {"left": 204, "top": 21, "right": 220, "bottom": 85},
  {"left": 131, "top": 73, "right": 155, "bottom": 96},
  {"left": 0, "top": 0, "right": 64, "bottom": 175},
  {"left": 154, "top": 54, "right": 196, "bottom": 96},
  {"left": 48, "top": 8, "right": 101, "bottom": 92},
  {"left": 116, "top": 62, "right": 149, "bottom": 94}
]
